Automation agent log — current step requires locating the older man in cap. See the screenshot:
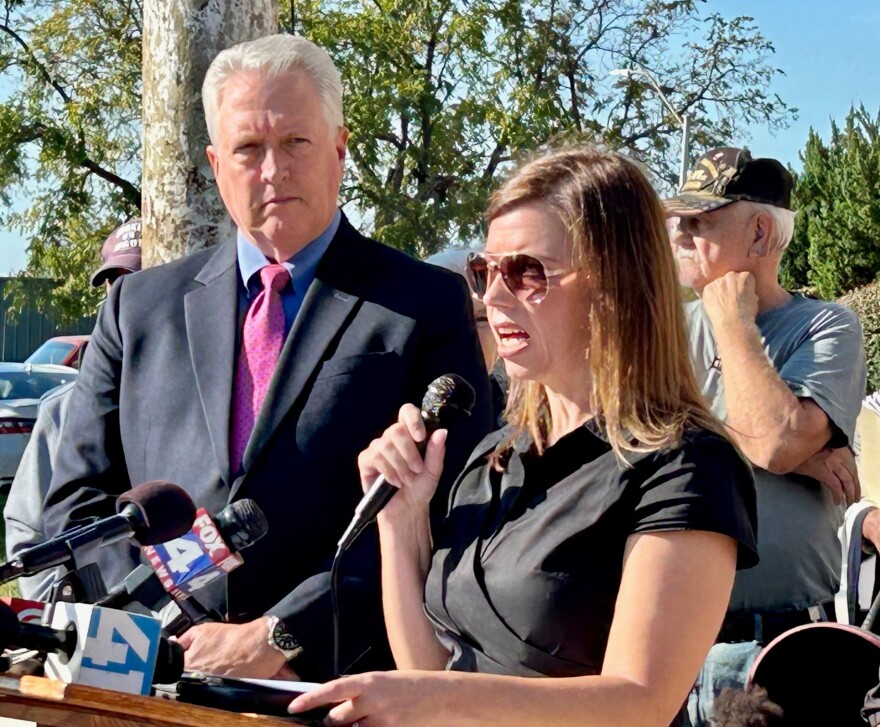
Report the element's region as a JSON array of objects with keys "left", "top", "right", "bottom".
[
  {"left": 4, "top": 219, "right": 142, "bottom": 599},
  {"left": 665, "top": 147, "right": 867, "bottom": 725}
]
